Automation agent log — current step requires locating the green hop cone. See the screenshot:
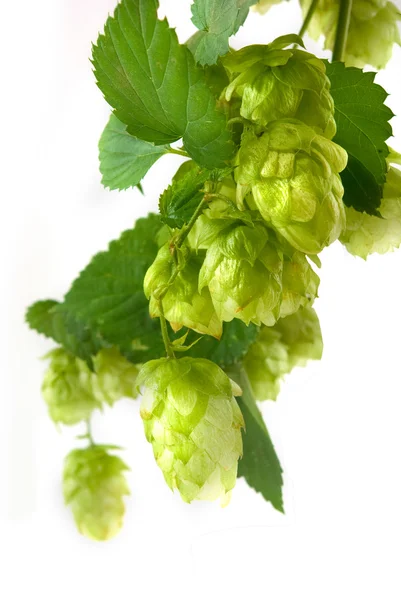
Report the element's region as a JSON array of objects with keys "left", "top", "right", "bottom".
[
  {"left": 340, "top": 158, "right": 401, "bottom": 259},
  {"left": 138, "top": 357, "right": 244, "bottom": 504},
  {"left": 300, "top": 0, "right": 401, "bottom": 69},
  {"left": 253, "top": 0, "right": 287, "bottom": 14},
  {"left": 144, "top": 242, "right": 222, "bottom": 338},
  {"left": 236, "top": 120, "right": 348, "bottom": 254},
  {"left": 222, "top": 35, "right": 336, "bottom": 138},
  {"left": 63, "top": 446, "right": 129, "bottom": 541},
  {"left": 198, "top": 222, "right": 319, "bottom": 326},
  {"left": 42, "top": 347, "right": 139, "bottom": 425},
  {"left": 243, "top": 307, "right": 323, "bottom": 401}
]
